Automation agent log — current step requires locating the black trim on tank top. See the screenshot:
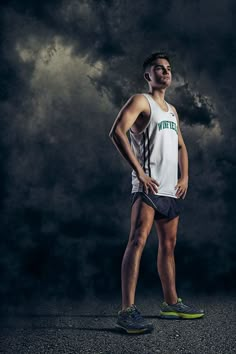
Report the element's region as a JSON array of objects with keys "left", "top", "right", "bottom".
[
  {"left": 146, "top": 126, "right": 151, "bottom": 177},
  {"left": 142, "top": 127, "right": 151, "bottom": 193},
  {"left": 142, "top": 132, "right": 146, "bottom": 192}
]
